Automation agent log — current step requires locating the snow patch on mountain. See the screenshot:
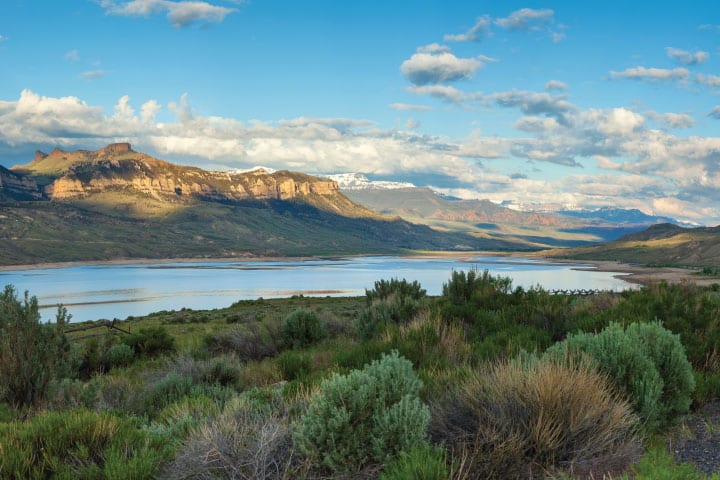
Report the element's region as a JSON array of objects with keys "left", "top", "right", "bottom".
[{"left": 323, "top": 173, "right": 416, "bottom": 190}]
